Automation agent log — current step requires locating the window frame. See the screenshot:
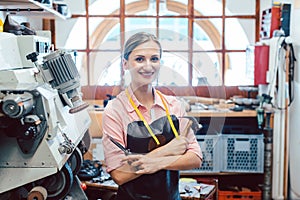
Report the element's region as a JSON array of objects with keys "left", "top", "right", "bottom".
[{"left": 68, "top": 0, "right": 260, "bottom": 87}]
